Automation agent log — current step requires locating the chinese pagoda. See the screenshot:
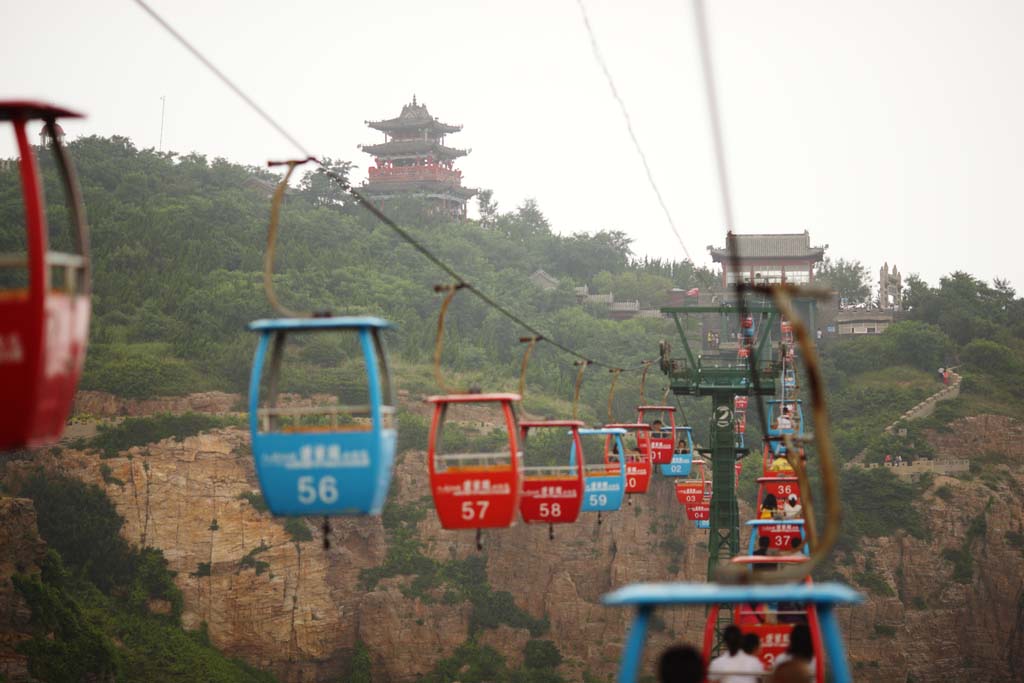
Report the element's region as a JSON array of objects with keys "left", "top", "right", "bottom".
[{"left": 359, "top": 97, "right": 476, "bottom": 218}]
